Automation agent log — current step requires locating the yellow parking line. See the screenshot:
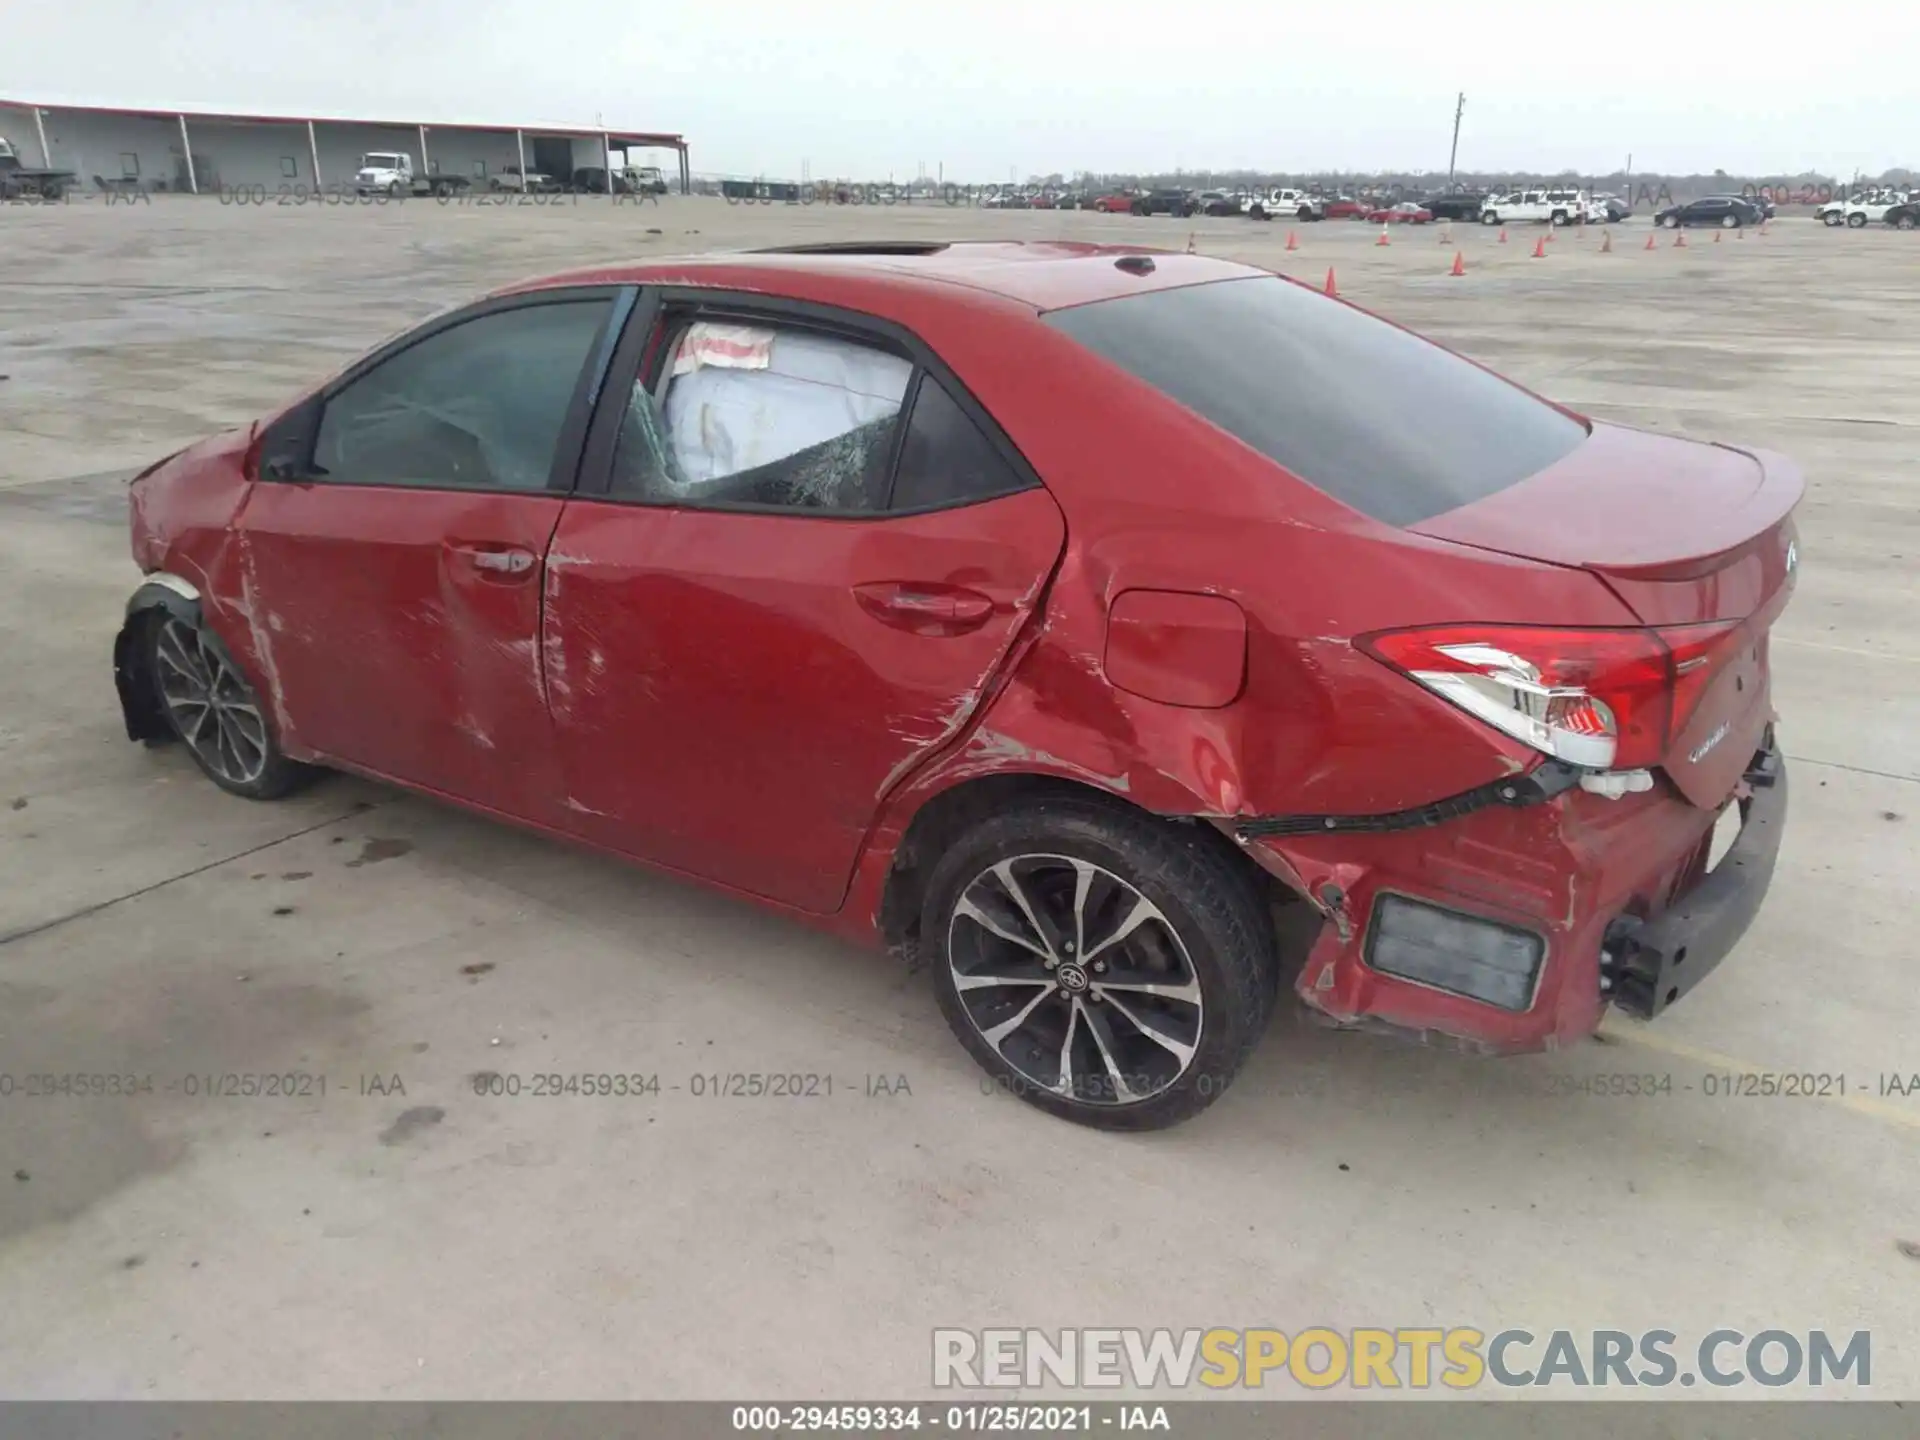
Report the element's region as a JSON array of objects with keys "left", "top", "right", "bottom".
[{"left": 1600, "top": 1021, "right": 1920, "bottom": 1131}]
